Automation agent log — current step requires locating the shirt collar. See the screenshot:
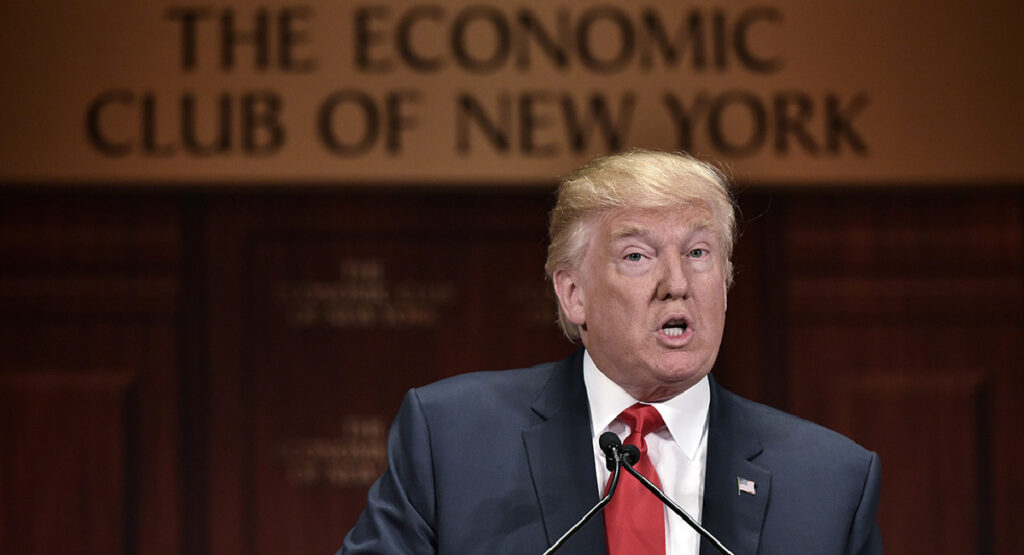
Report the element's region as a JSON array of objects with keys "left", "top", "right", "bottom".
[{"left": 582, "top": 349, "right": 710, "bottom": 461}]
